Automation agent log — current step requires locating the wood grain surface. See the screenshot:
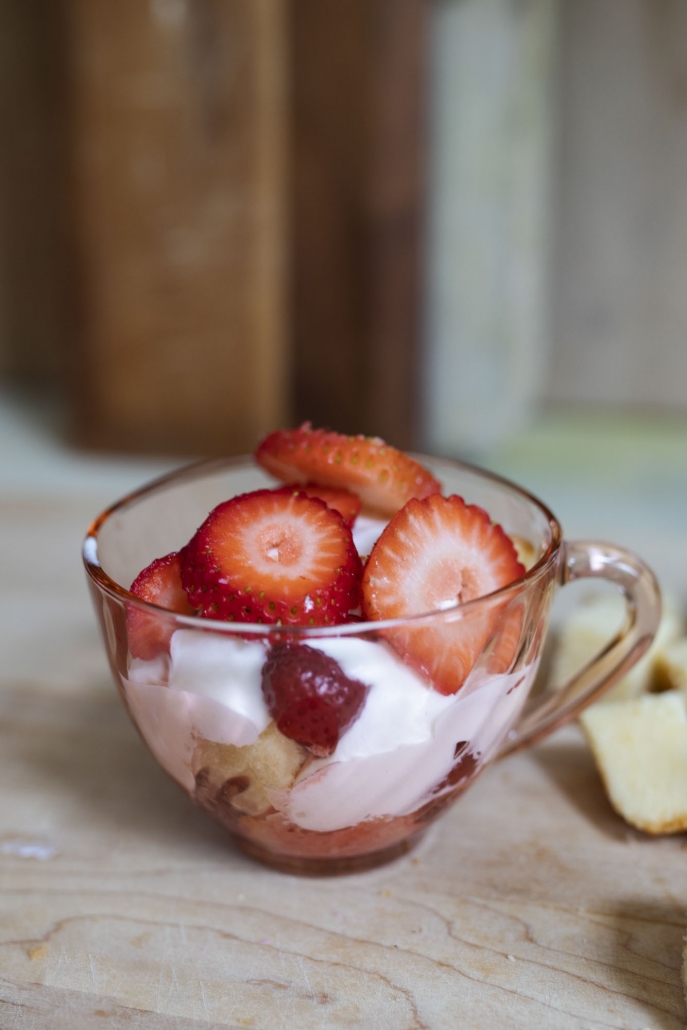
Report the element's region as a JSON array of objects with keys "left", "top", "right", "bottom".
[{"left": 1, "top": 491, "right": 686, "bottom": 1029}]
